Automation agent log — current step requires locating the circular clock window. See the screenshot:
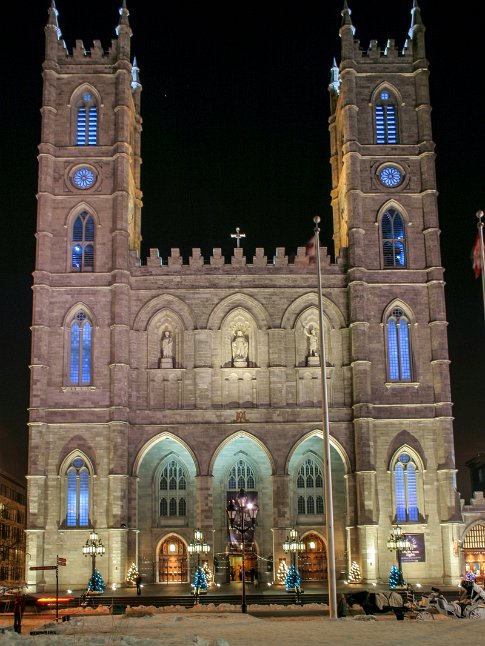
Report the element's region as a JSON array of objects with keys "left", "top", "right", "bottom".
[
  {"left": 71, "top": 166, "right": 96, "bottom": 189},
  {"left": 378, "top": 166, "right": 402, "bottom": 188}
]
